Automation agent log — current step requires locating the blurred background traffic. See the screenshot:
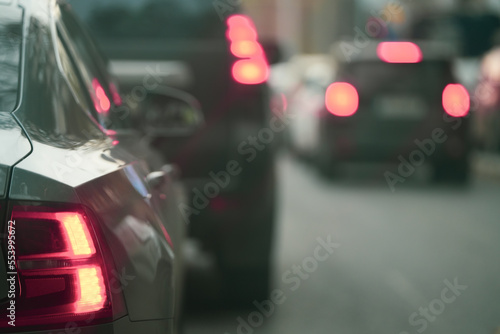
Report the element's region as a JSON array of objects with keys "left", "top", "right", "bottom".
[{"left": 68, "top": 0, "right": 500, "bottom": 333}]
